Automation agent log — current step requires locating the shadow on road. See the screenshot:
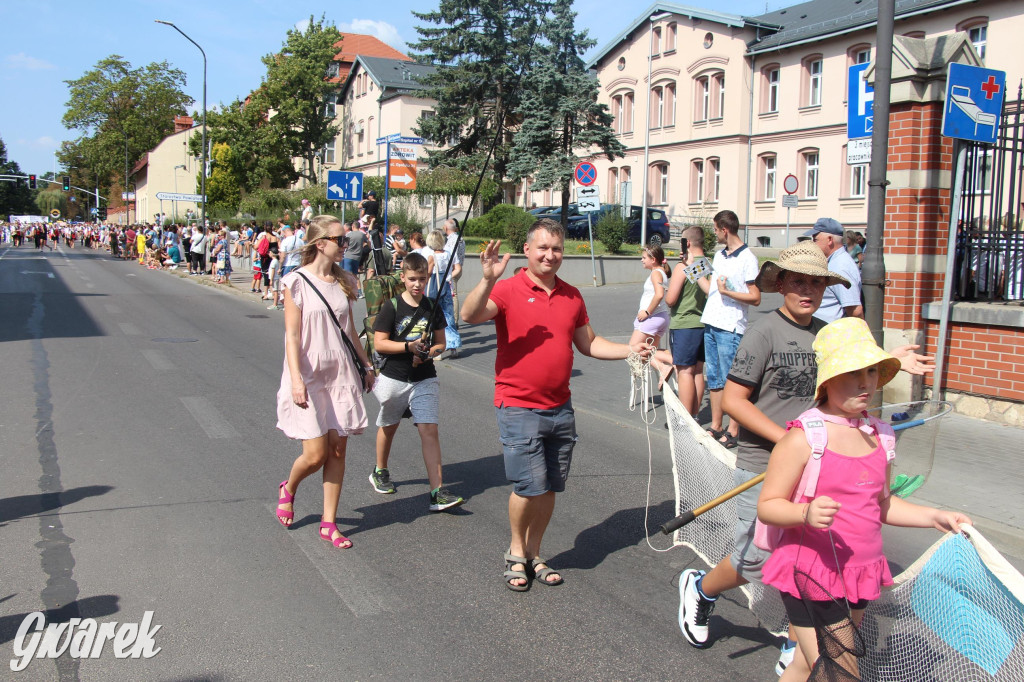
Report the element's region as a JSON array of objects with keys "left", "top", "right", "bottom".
[
  {"left": 0, "top": 594, "right": 121, "bottom": 645},
  {"left": 547, "top": 499, "right": 675, "bottom": 570},
  {"left": 0, "top": 485, "right": 115, "bottom": 525}
]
